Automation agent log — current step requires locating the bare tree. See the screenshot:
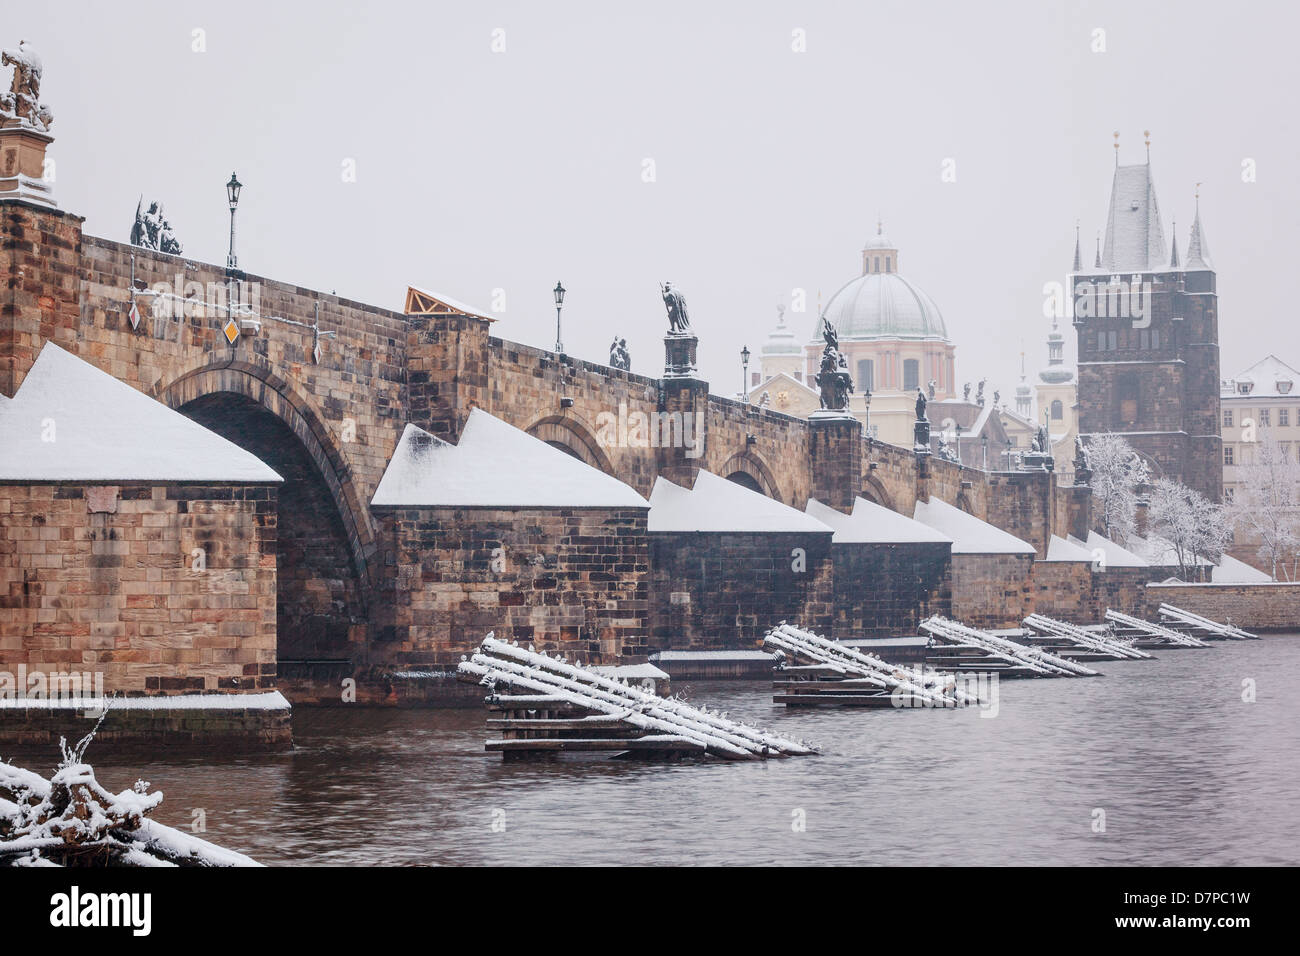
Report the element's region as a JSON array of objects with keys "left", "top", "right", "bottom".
[
  {"left": 1086, "top": 434, "right": 1151, "bottom": 544},
  {"left": 1148, "top": 478, "right": 1233, "bottom": 579},
  {"left": 1227, "top": 431, "right": 1300, "bottom": 580}
]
